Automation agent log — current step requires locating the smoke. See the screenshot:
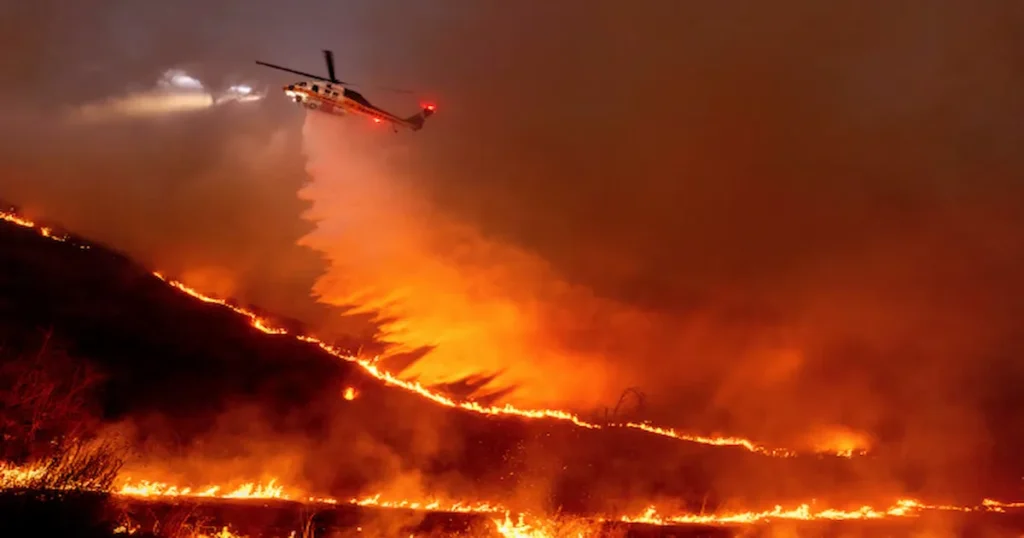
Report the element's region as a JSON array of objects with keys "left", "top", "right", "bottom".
[
  {"left": 65, "top": 69, "right": 264, "bottom": 124},
  {"left": 298, "top": 113, "right": 638, "bottom": 409},
  {"left": 111, "top": 382, "right": 488, "bottom": 506},
  {"left": 0, "top": 86, "right": 340, "bottom": 334},
  {"left": 0, "top": 0, "right": 356, "bottom": 336},
  {"left": 293, "top": 0, "right": 1024, "bottom": 491},
  {"left": 296, "top": 97, "right": 1018, "bottom": 467},
  {"left": 68, "top": 91, "right": 214, "bottom": 123}
]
